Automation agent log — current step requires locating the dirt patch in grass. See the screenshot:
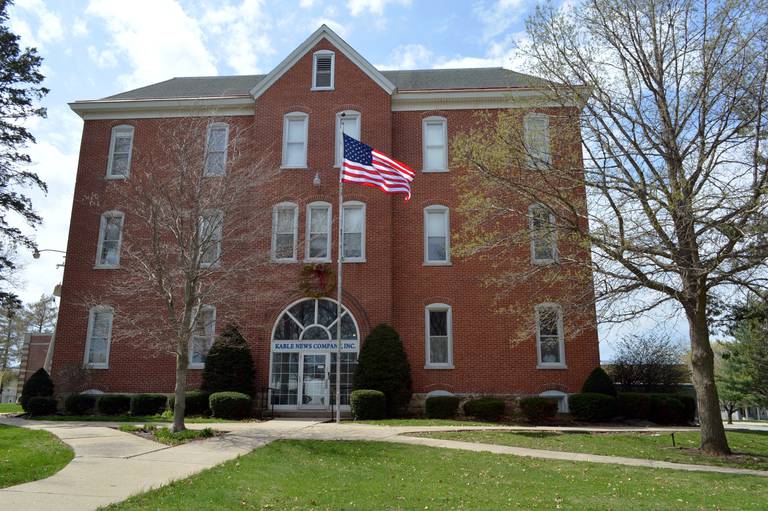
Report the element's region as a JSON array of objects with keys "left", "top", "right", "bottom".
[{"left": 117, "top": 424, "right": 225, "bottom": 446}]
